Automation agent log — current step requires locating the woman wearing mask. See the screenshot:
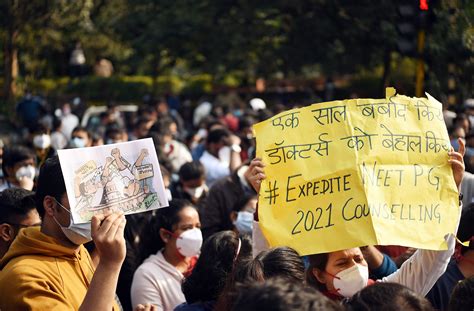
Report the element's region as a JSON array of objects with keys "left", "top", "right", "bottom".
[
  {"left": 131, "top": 199, "right": 202, "bottom": 310},
  {"left": 230, "top": 194, "right": 257, "bottom": 236},
  {"left": 30, "top": 123, "right": 56, "bottom": 167},
  {"left": 0, "top": 145, "right": 36, "bottom": 191},
  {"left": 247, "top": 138, "right": 466, "bottom": 301}
]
